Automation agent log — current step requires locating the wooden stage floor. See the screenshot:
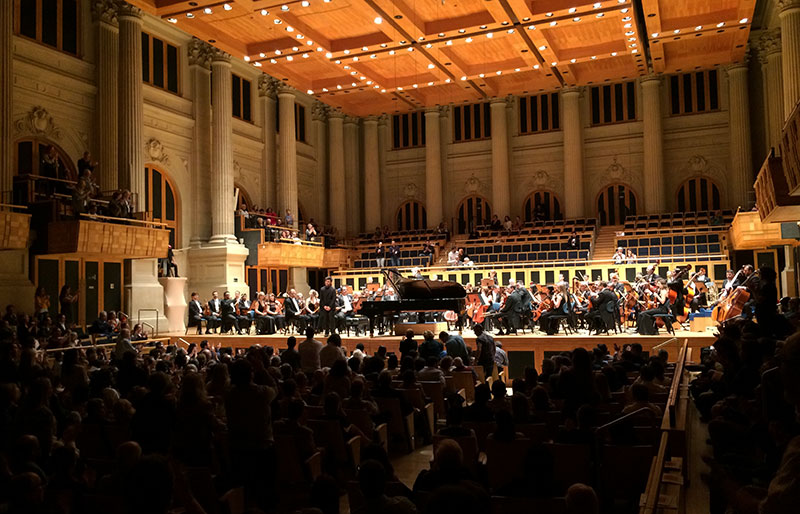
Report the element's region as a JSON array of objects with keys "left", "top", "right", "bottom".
[{"left": 169, "top": 328, "right": 716, "bottom": 374}]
